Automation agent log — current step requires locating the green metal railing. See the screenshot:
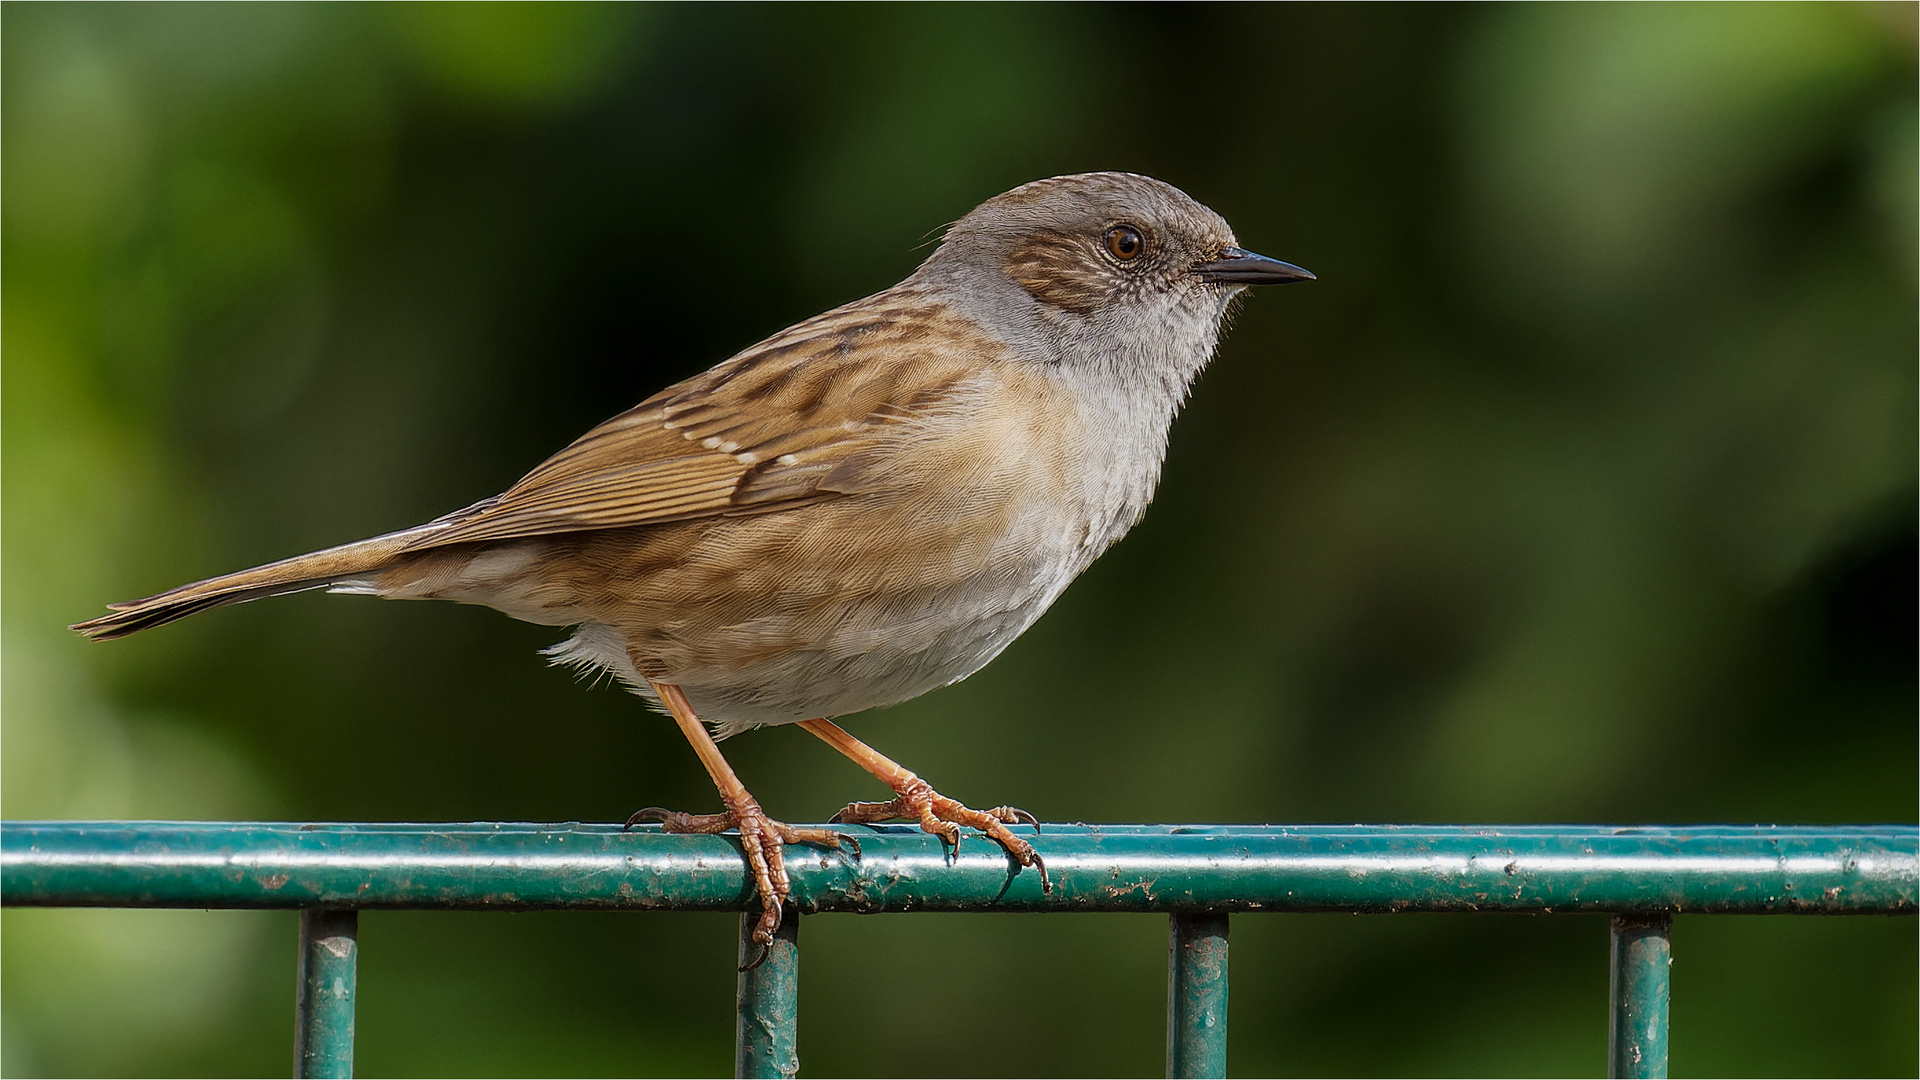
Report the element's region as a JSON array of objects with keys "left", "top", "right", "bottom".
[{"left": 3, "top": 821, "right": 1914, "bottom": 1078}]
